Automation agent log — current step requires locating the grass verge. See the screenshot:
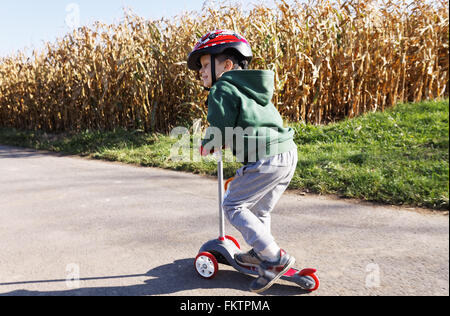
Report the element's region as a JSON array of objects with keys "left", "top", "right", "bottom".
[{"left": 0, "top": 99, "right": 448, "bottom": 210}]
